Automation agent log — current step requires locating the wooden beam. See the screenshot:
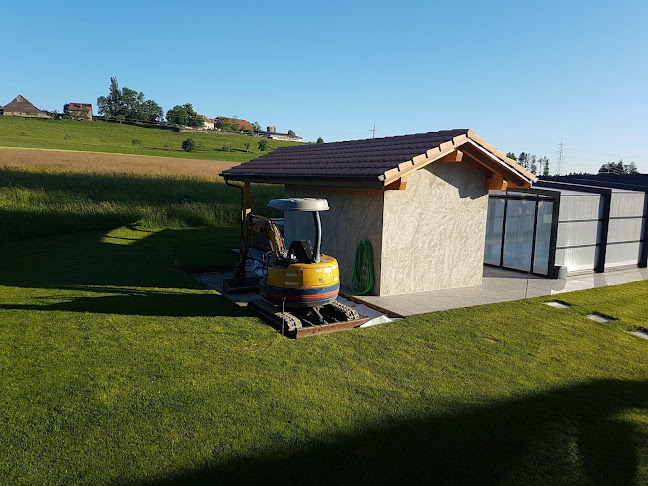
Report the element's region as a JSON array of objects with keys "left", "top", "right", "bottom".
[
  {"left": 461, "top": 145, "right": 528, "bottom": 186},
  {"left": 384, "top": 177, "right": 407, "bottom": 191},
  {"left": 243, "top": 182, "right": 252, "bottom": 216},
  {"left": 485, "top": 175, "right": 508, "bottom": 191},
  {"left": 438, "top": 150, "right": 463, "bottom": 163}
]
